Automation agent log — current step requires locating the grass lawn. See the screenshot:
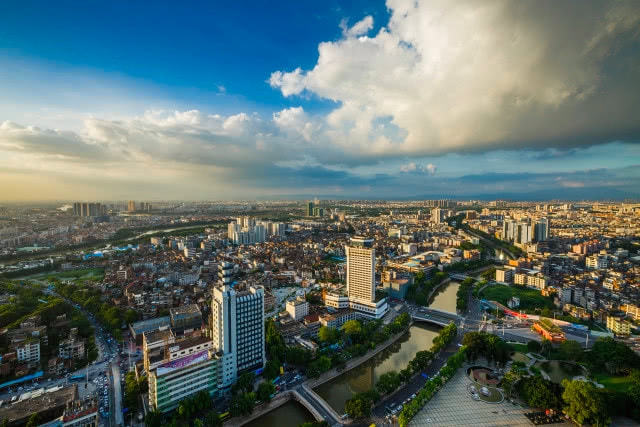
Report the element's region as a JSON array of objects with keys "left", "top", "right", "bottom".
[
  {"left": 508, "top": 343, "right": 529, "bottom": 353},
  {"left": 593, "top": 373, "right": 635, "bottom": 392},
  {"left": 481, "top": 285, "right": 554, "bottom": 311}
]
